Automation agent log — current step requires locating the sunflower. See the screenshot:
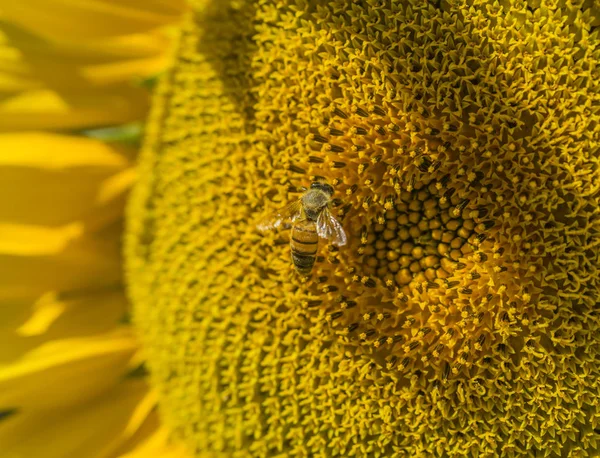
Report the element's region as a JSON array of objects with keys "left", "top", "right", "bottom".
[
  {"left": 4, "top": 0, "right": 600, "bottom": 457},
  {"left": 0, "top": 1, "right": 191, "bottom": 456},
  {"left": 127, "top": 0, "right": 600, "bottom": 457}
]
